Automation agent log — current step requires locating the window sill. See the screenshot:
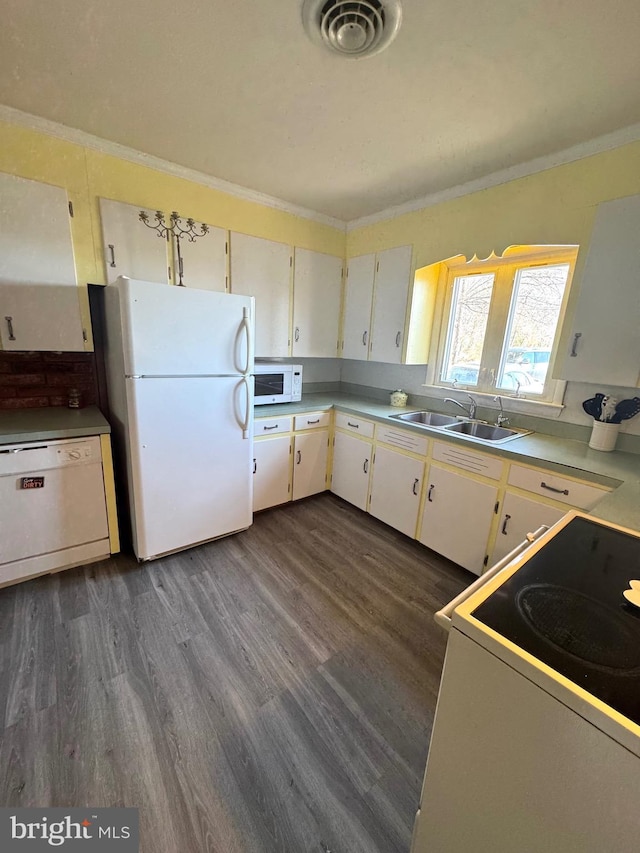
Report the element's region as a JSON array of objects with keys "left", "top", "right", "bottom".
[{"left": 420, "top": 384, "right": 565, "bottom": 420}]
